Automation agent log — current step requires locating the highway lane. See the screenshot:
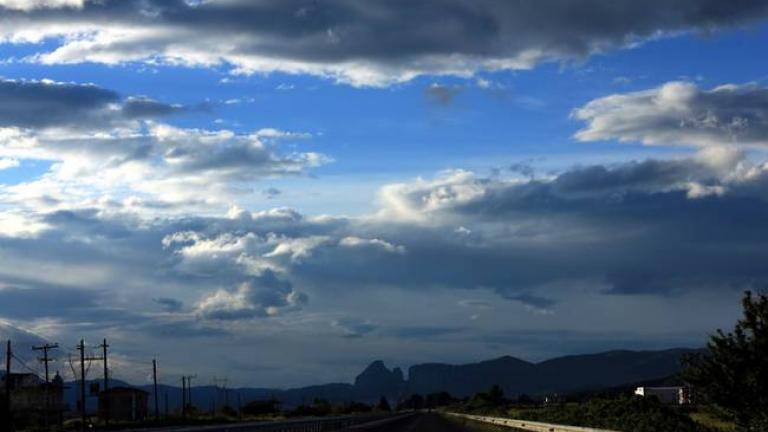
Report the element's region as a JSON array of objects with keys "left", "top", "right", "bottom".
[{"left": 349, "top": 413, "right": 475, "bottom": 432}]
